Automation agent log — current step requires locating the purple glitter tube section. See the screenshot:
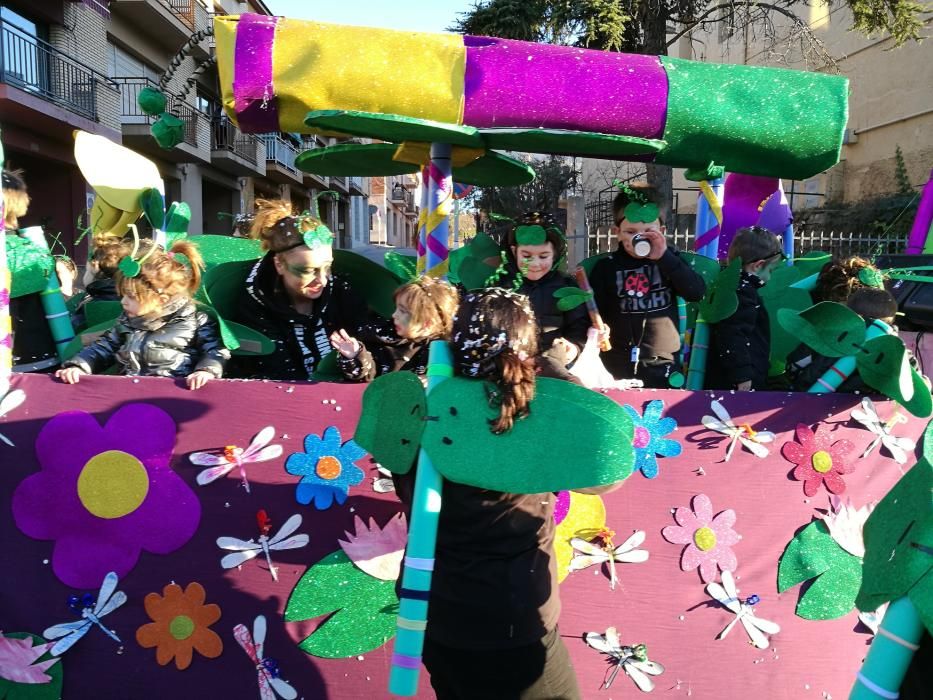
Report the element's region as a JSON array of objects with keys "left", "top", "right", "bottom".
[
  {"left": 463, "top": 35, "right": 668, "bottom": 139},
  {"left": 233, "top": 14, "right": 280, "bottom": 133}
]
